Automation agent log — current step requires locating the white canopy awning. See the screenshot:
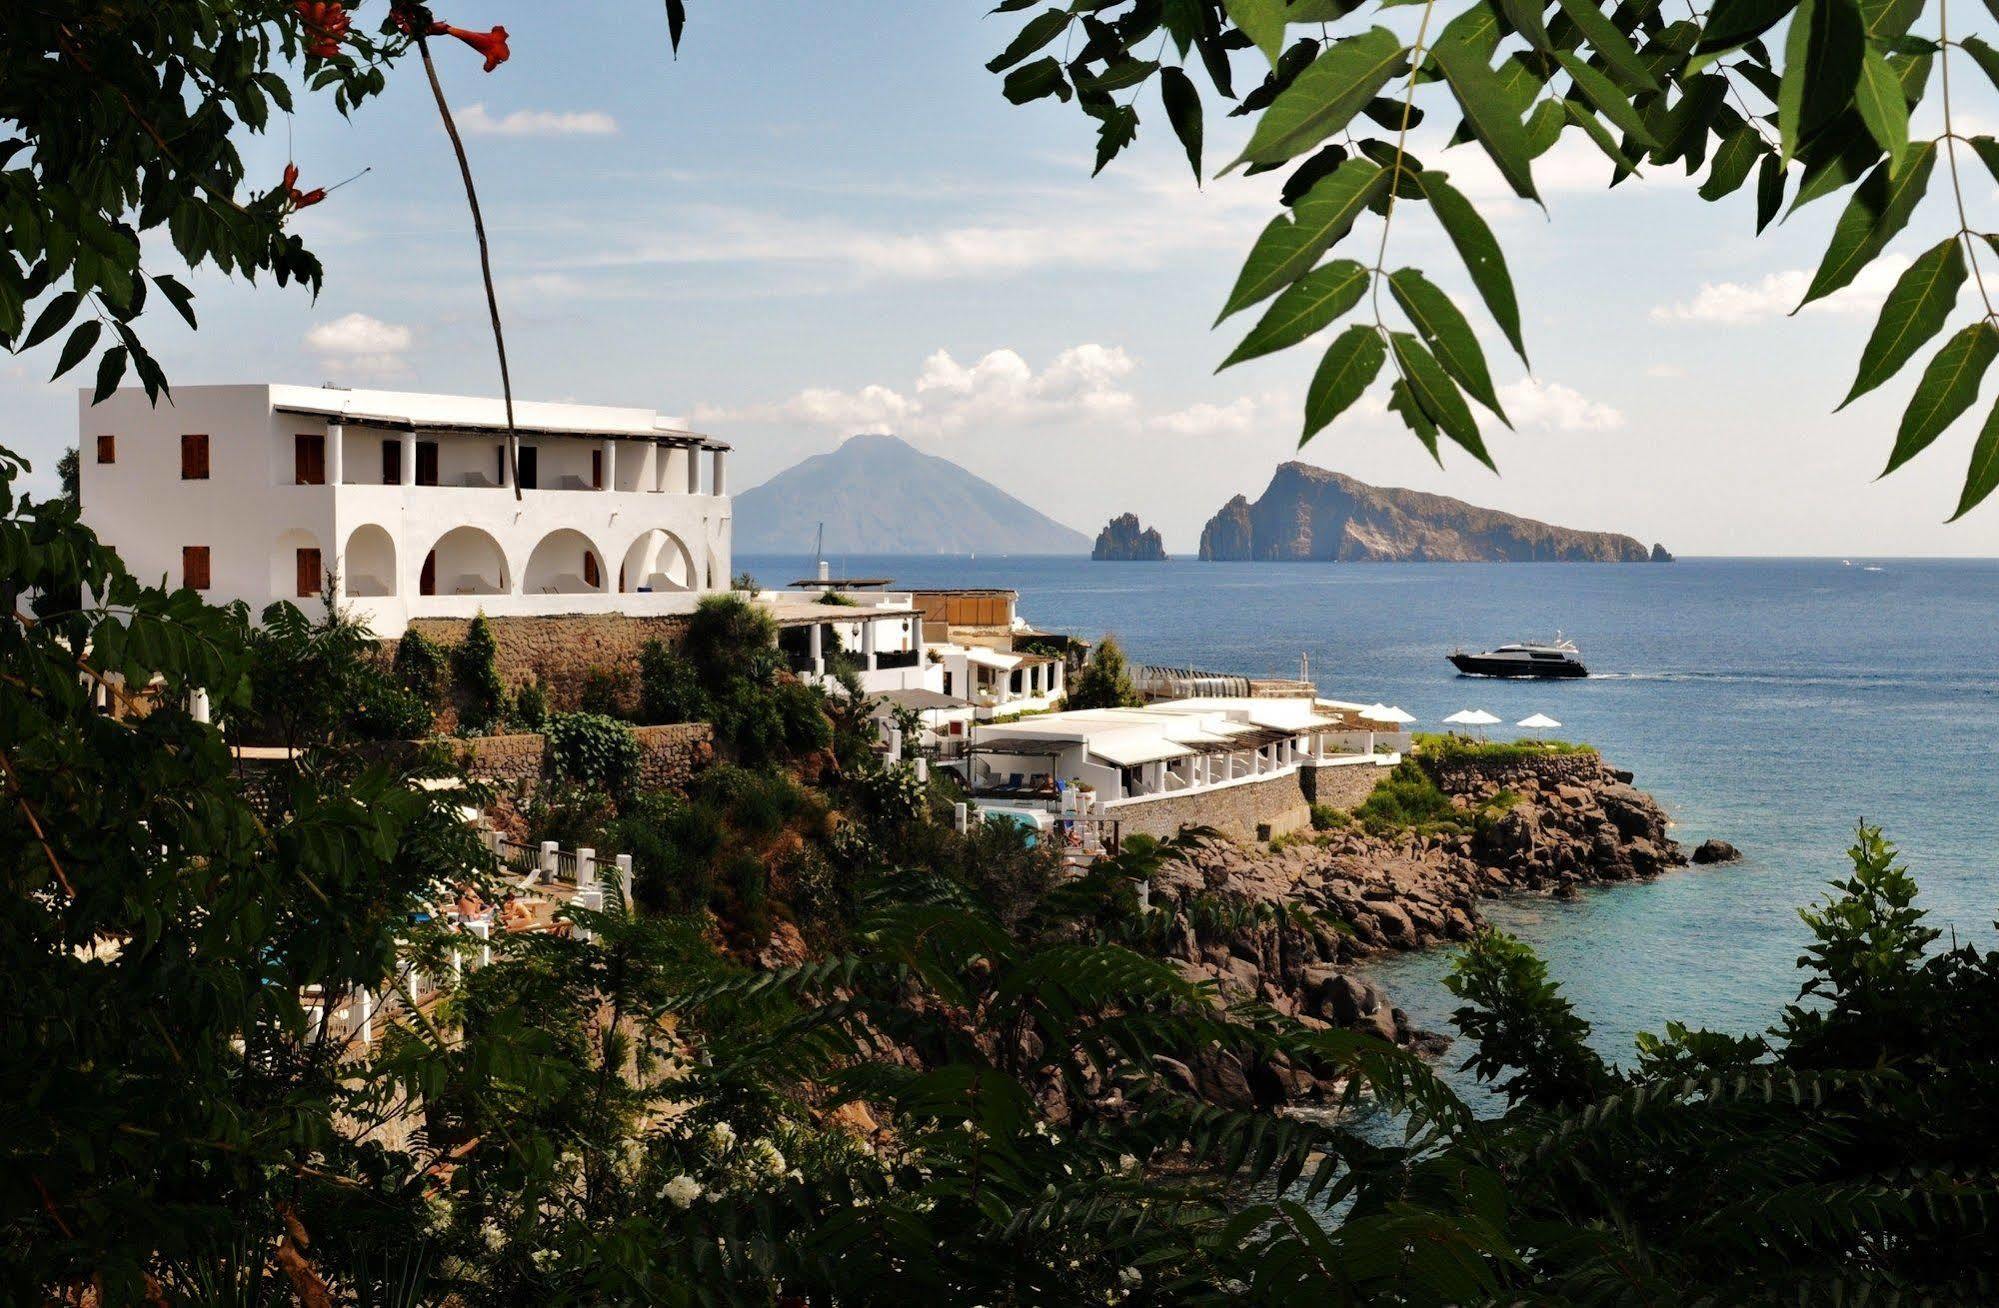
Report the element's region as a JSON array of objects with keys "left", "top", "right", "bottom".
[
  {"left": 1444, "top": 709, "right": 1502, "bottom": 726},
  {"left": 1517, "top": 712, "right": 1562, "bottom": 729},
  {"left": 1362, "top": 703, "right": 1417, "bottom": 725}
]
